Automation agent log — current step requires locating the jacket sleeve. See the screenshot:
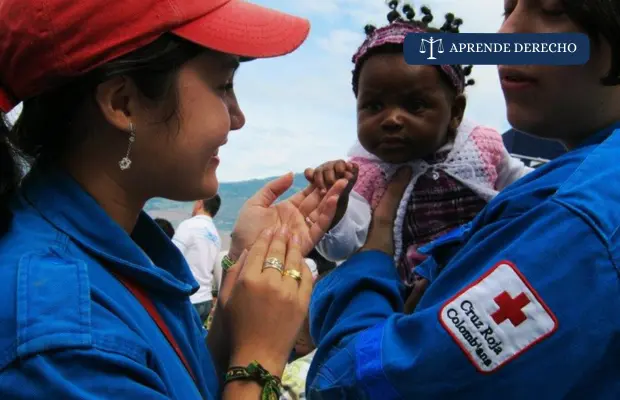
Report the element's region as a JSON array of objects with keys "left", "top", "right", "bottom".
[
  {"left": 315, "top": 191, "right": 371, "bottom": 262},
  {"left": 307, "top": 200, "right": 619, "bottom": 399},
  {"left": 0, "top": 347, "right": 170, "bottom": 399}
]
